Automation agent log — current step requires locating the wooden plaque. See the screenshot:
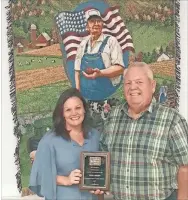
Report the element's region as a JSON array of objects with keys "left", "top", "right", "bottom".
[{"left": 80, "top": 151, "right": 110, "bottom": 191}]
